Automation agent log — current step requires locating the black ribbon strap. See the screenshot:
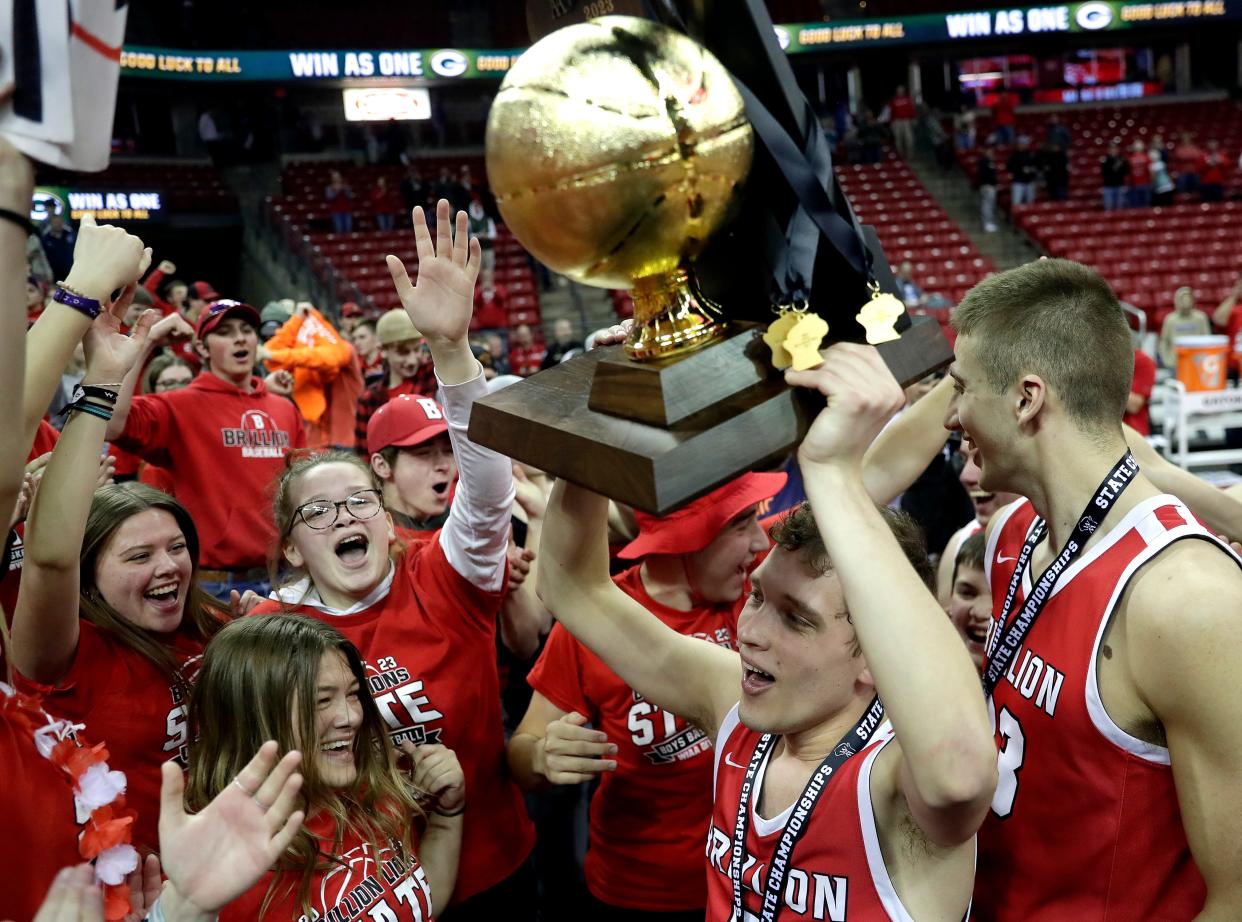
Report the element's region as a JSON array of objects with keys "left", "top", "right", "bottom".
[
  {"left": 983, "top": 451, "right": 1139, "bottom": 695},
  {"left": 730, "top": 696, "right": 886, "bottom": 922}
]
